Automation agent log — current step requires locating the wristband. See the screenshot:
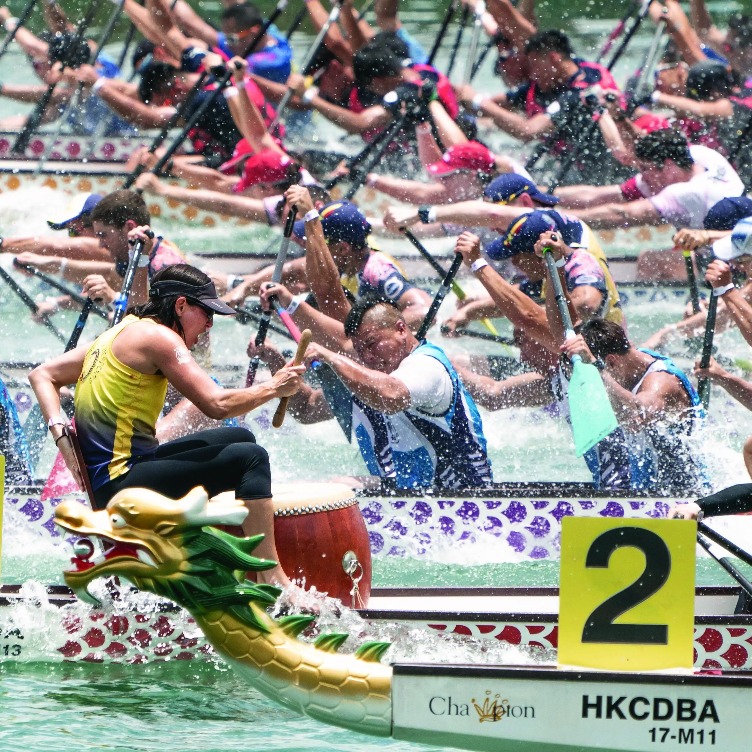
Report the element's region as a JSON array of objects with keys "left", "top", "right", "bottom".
[
  {"left": 469, "top": 258, "right": 488, "bottom": 274},
  {"left": 91, "top": 77, "right": 106, "bottom": 93},
  {"left": 713, "top": 282, "right": 735, "bottom": 297},
  {"left": 223, "top": 85, "right": 239, "bottom": 100},
  {"left": 365, "top": 174, "right": 378, "bottom": 188},
  {"left": 129, "top": 247, "right": 150, "bottom": 267},
  {"left": 302, "top": 85, "right": 319, "bottom": 104},
  {"left": 554, "top": 256, "right": 567, "bottom": 268},
  {"left": 286, "top": 293, "right": 307, "bottom": 316},
  {"left": 59, "top": 258, "right": 67, "bottom": 275},
  {"left": 418, "top": 205, "right": 436, "bottom": 224},
  {"left": 54, "top": 432, "right": 70, "bottom": 446},
  {"left": 4, "top": 17, "right": 18, "bottom": 31},
  {"left": 227, "top": 274, "right": 243, "bottom": 290},
  {"left": 650, "top": 90, "right": 661, "bottom": 104},
  {"left": 48, "top": 418, "right": 66, "bottom": 431},
  {"left": 593, "top": 358, "right": 606, "bottom": 372},
  {"left": 303, "top": 208, "right": 320, "bottom": 223},
  {"left": 472, "top": 94, "right": 486, "bottom": 113}
]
